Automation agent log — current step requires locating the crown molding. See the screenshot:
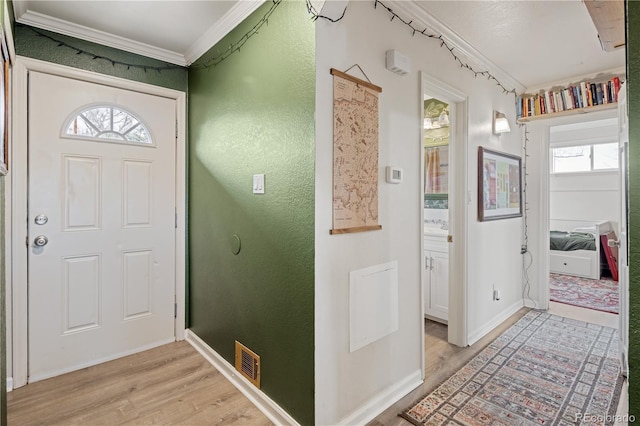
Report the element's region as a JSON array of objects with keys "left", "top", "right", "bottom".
[
  {"left": 184, "top": 0, "right": 265, "bottom": 65},
  {"left": 390, "top": 1, "right": 526, "bottom": 94},
  {"left": 16, "top": 9, "right": 187, "bottom": 66}
]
